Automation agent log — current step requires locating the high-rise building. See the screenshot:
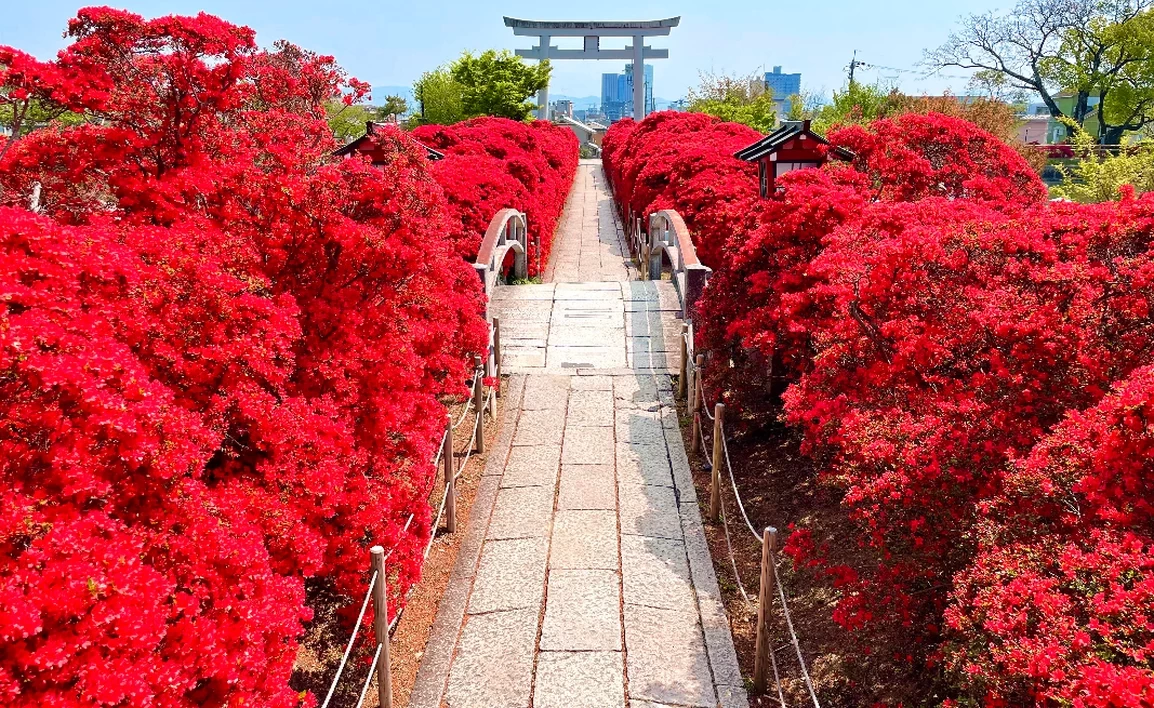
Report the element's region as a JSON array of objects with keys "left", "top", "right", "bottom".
[
  {"left": 601, "top": 64, "right": 655, "bottom": 122},
  {"left": 764, "top": 66, "right": 801, "bottom": 100},
  {"left": 601, "top": 72, "right": 628, "bottom": 122},
  {"left": 764, "top": 66, "right": 802, "bottom": 118},
  {"left": 625, "top": 63, "right": 655, "bottom": 116}
]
